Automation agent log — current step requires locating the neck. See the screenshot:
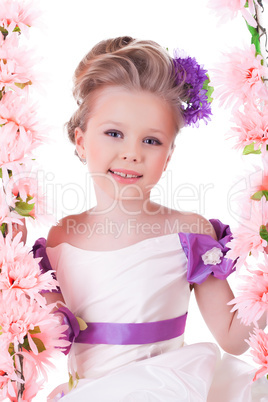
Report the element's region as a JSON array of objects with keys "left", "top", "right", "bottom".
[{"left": 91, "top": 185, "right": 156, "bottom": 219}]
